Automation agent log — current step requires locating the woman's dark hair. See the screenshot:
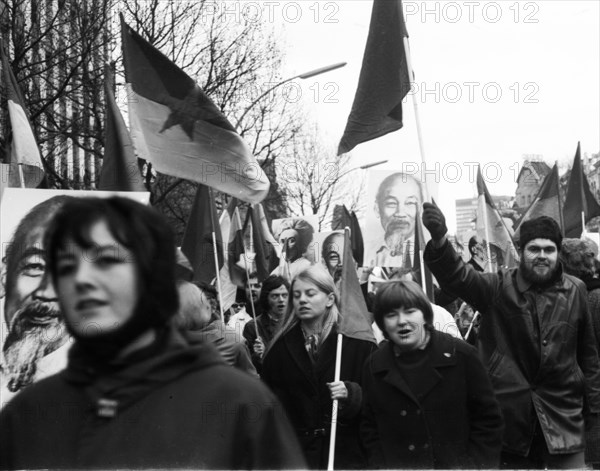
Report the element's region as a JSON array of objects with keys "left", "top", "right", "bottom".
[
  {"left": 258, "top": 275, "right": 290, "bottom": 313},
  {"left": 372, "top": 280, "right": 434, "bottom": 338},
  {"left": 45, "top": 197, "right": 179, "bottom": 327}
]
